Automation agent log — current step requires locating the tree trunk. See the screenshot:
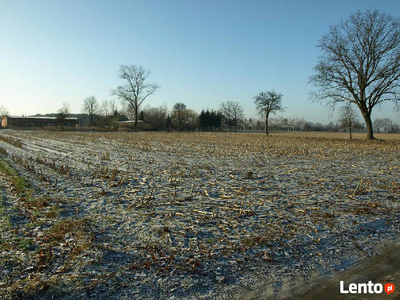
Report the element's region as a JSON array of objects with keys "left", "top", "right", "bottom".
[
  {"left": 265, "top": 113, "right": 269, "bottom": 135},
  {"left": 134, "top": 107, "right": 138, "bottom": 132},
  {"left": 361, "top": 111, "right": 374, "bottom": 139},
  {"left": 349, "top": 126, "right": 352, "bottom": 140}
]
